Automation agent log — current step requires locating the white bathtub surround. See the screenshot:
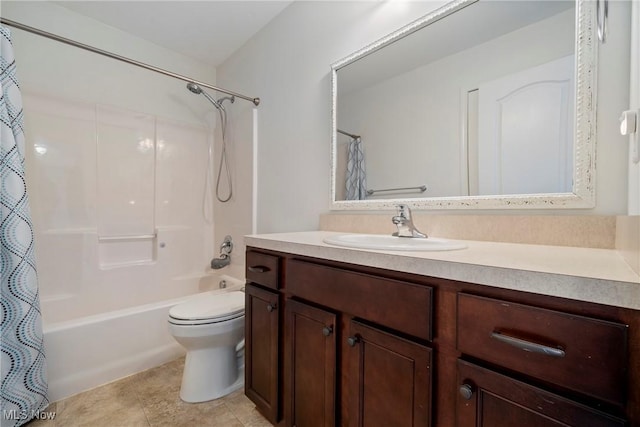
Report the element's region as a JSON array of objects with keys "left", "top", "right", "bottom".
[
  {"left": 8, "top": 0, "right": 220, "bottom": 325},
  {"left": 15, "top": 34, "right": 248, "bottom": 409},
  {"left": 43, "top": 275, "right": 244, "bottom": 403},
  {"left": 96, "top": 105, "right": 156, "bottom": 240},
  {"left": 245, "top": 231, "right": 640, "bottom": 310},
  {"left": 23, "top": 92, "right": 218, "bottom": 324},
  {"left": 4, "top": 0, "right": 251, "bottom": 408}
]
